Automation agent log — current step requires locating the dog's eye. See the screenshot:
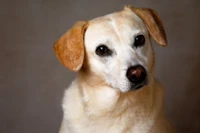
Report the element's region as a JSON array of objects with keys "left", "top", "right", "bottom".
[
  {"left": 134, "top": 35, "right": 145, "bottom": 48},
  {"left": 96, "top": 45, "right": 111, "bottom": 56}
]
